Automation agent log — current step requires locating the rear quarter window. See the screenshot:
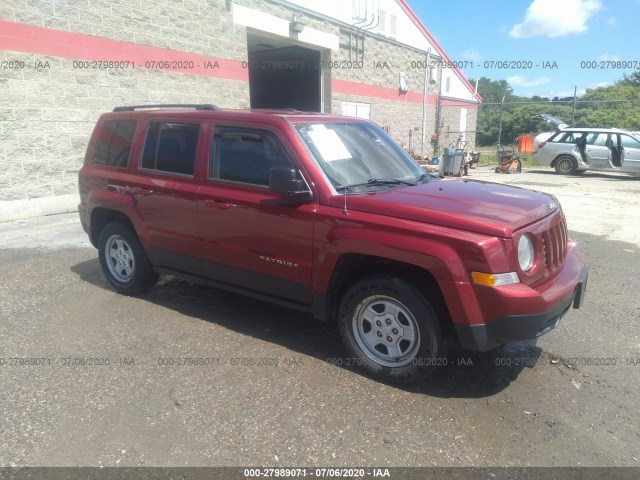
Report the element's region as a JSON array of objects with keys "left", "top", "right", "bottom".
[
  {"left": 547, "top": 132, "right": 563, "bottom": 142},
  {"left": 556, "top": 132, "right": 585, "bottom": 143},
  {"left": 94, "top": 120, "right": 137, "bottom": 167}
]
